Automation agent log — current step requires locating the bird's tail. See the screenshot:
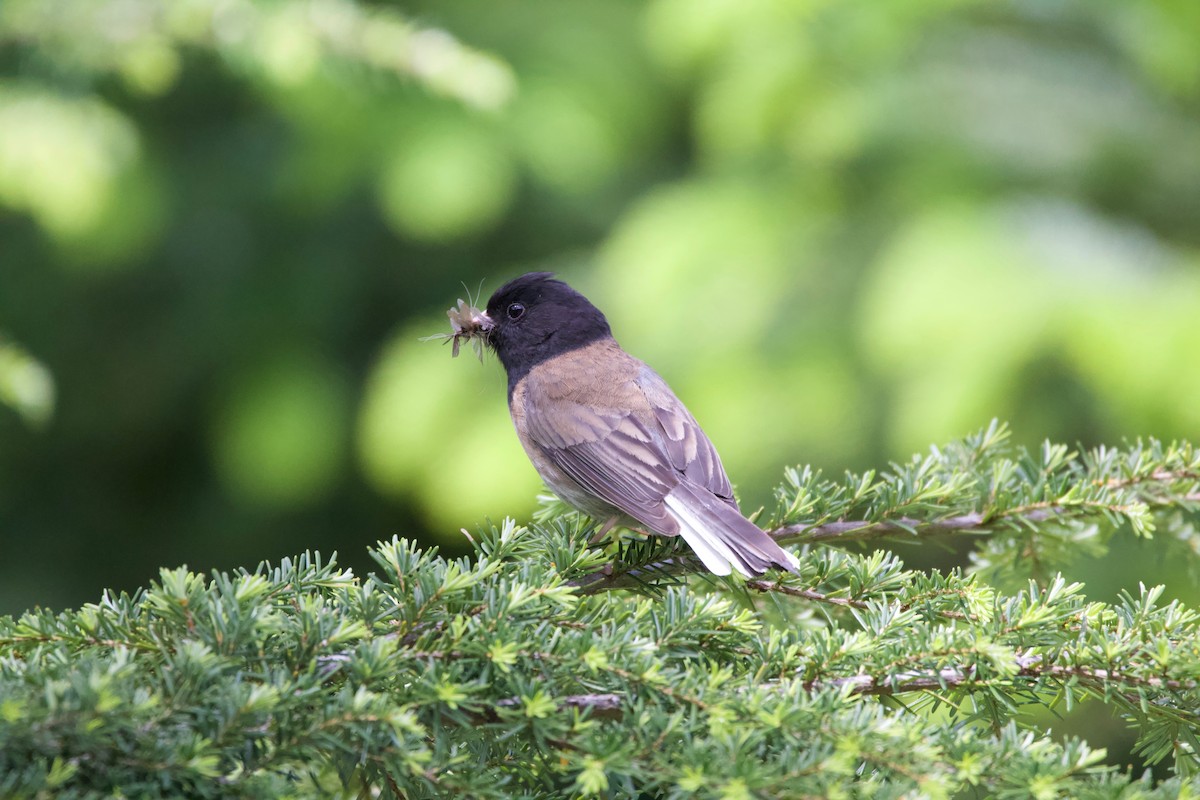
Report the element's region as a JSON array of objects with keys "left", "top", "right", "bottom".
[{"left": 663, "top": 482, "right": 800, "bottom": 578}]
